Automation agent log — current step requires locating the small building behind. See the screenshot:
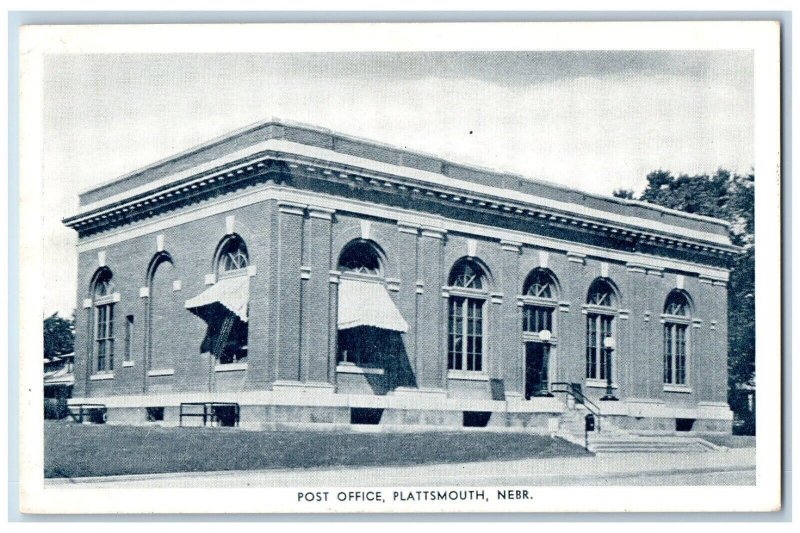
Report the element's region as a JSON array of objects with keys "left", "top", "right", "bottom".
[{"left": 44, "top": 353, "right": 74, "bottom": 419}]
